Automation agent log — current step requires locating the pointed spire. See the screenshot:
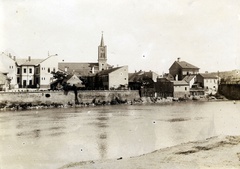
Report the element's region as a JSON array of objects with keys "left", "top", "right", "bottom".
[{"left": 100, "top": 31, "right": 104, "bottom": 46}]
